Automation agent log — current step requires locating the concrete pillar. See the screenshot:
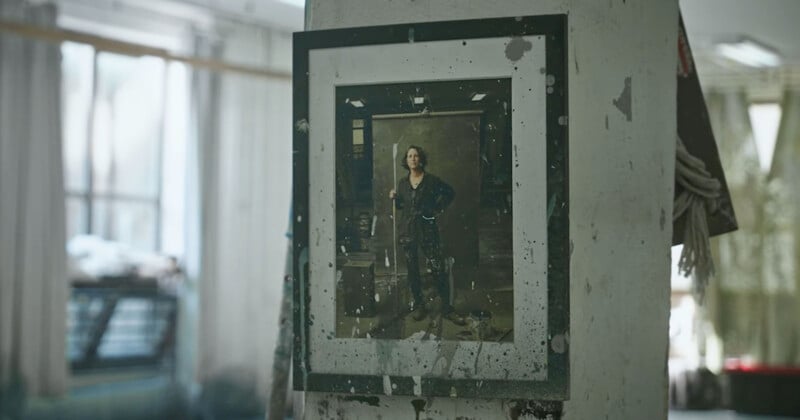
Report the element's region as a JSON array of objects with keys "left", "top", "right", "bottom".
[{"left": 302, "top": 1, "right": 677, "bottom": 418}]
